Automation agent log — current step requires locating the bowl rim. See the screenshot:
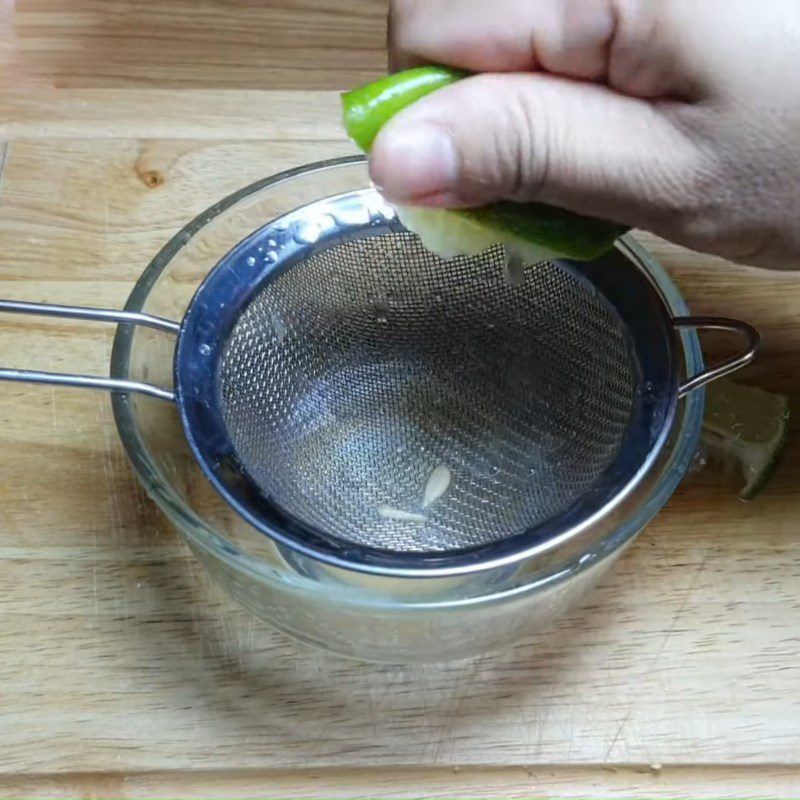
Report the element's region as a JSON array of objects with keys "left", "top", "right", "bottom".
[{"left": 110, "top": 155, "right": 705, "bottom": 610}]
